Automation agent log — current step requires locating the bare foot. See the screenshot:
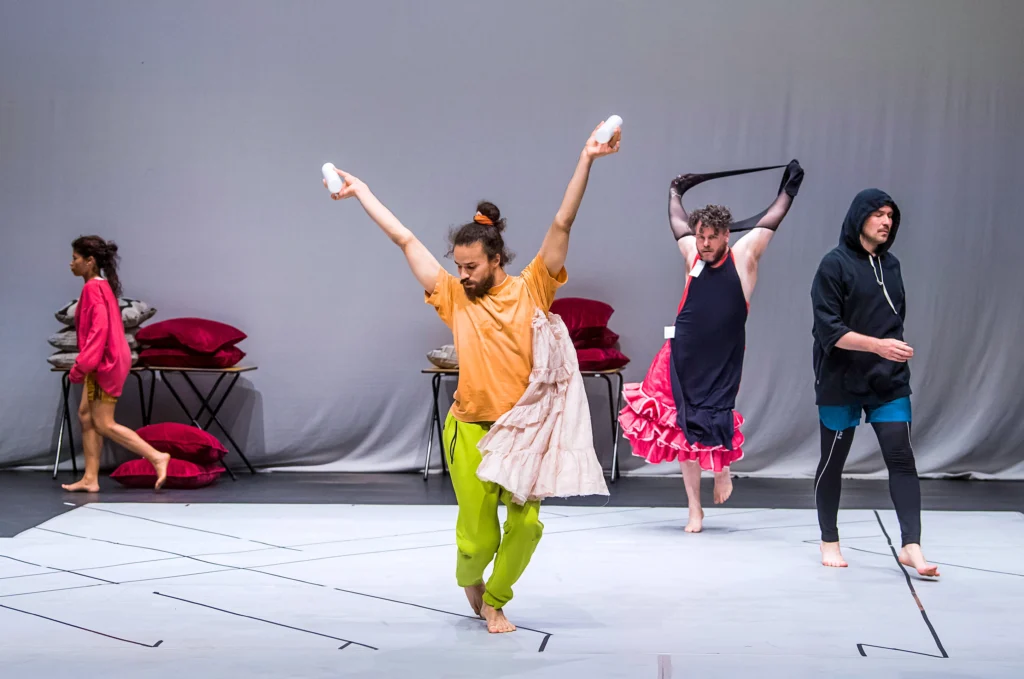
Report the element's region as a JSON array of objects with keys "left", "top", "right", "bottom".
[
  {"left": 713, "top": 470, "right": 733, "bottom": 504},
  {"left": 899, "top": 544, "right": 940, "bottom": 577},
  {"left": 820, "top": 541, "right": 848, "bottom": 568},
  {"left": 151, "top": 452, "right": 171, "bottom": 490},
  {"left": 61, "top": 478, "right": 100, "bottom": 493},
  {"left": 481, "top": 603, "right": 516, "bottom": 633},
  {"left": 685, "top": 507, "right": 704, "bottom": 533},
  {"left": 464, "top": 584, "right": 485, "bottom": 618}
]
